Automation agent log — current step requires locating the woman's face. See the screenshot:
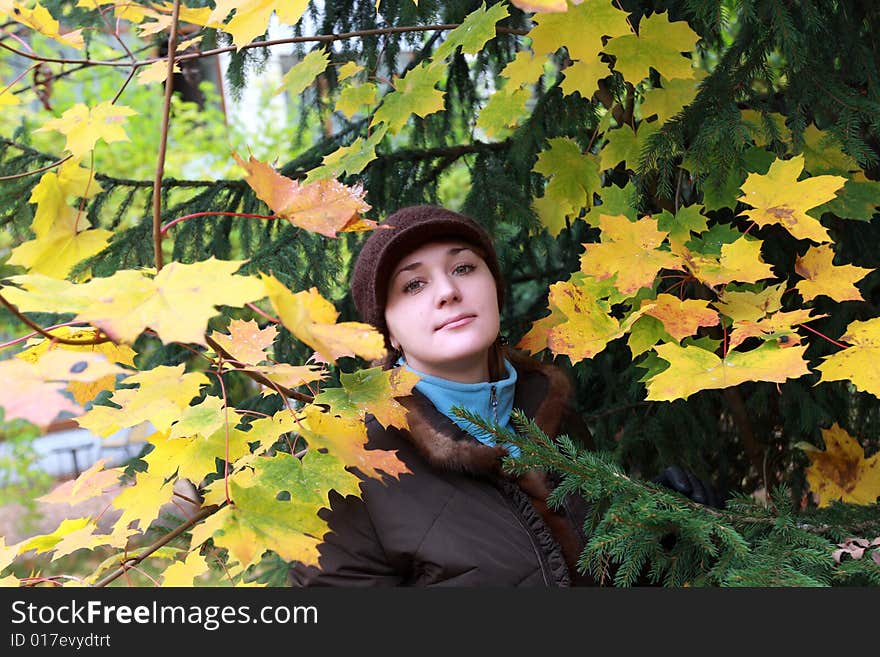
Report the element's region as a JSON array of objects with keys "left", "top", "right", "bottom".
[{"left": 384, "top": 240, "right": 500, "bottom": 383}]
